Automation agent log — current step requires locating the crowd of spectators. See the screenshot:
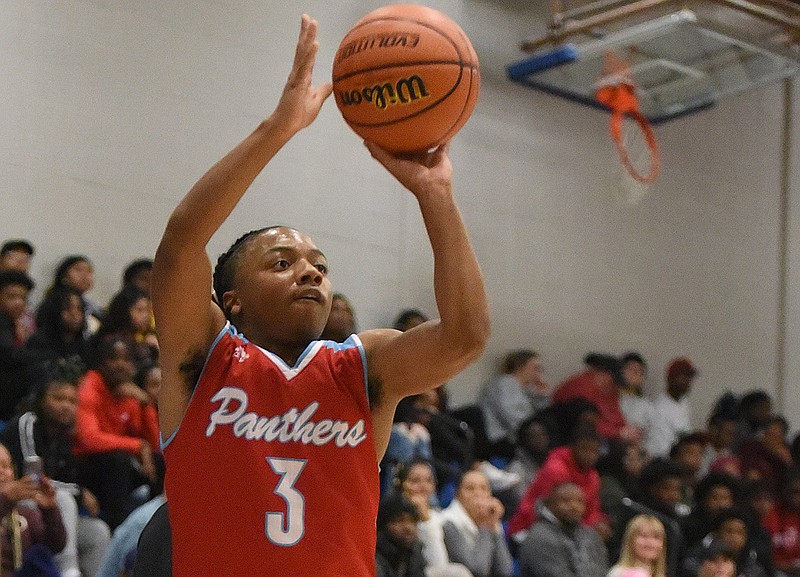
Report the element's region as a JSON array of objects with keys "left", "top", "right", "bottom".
[
  {"left": 0, "top": 239, "right": 159, "bottom": 577},
  {"left": 379, "top": 338, "right": 800, "bottom": 577},
  {"left": 3, "top": 236, "right": 800, "bottom": 577}
]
